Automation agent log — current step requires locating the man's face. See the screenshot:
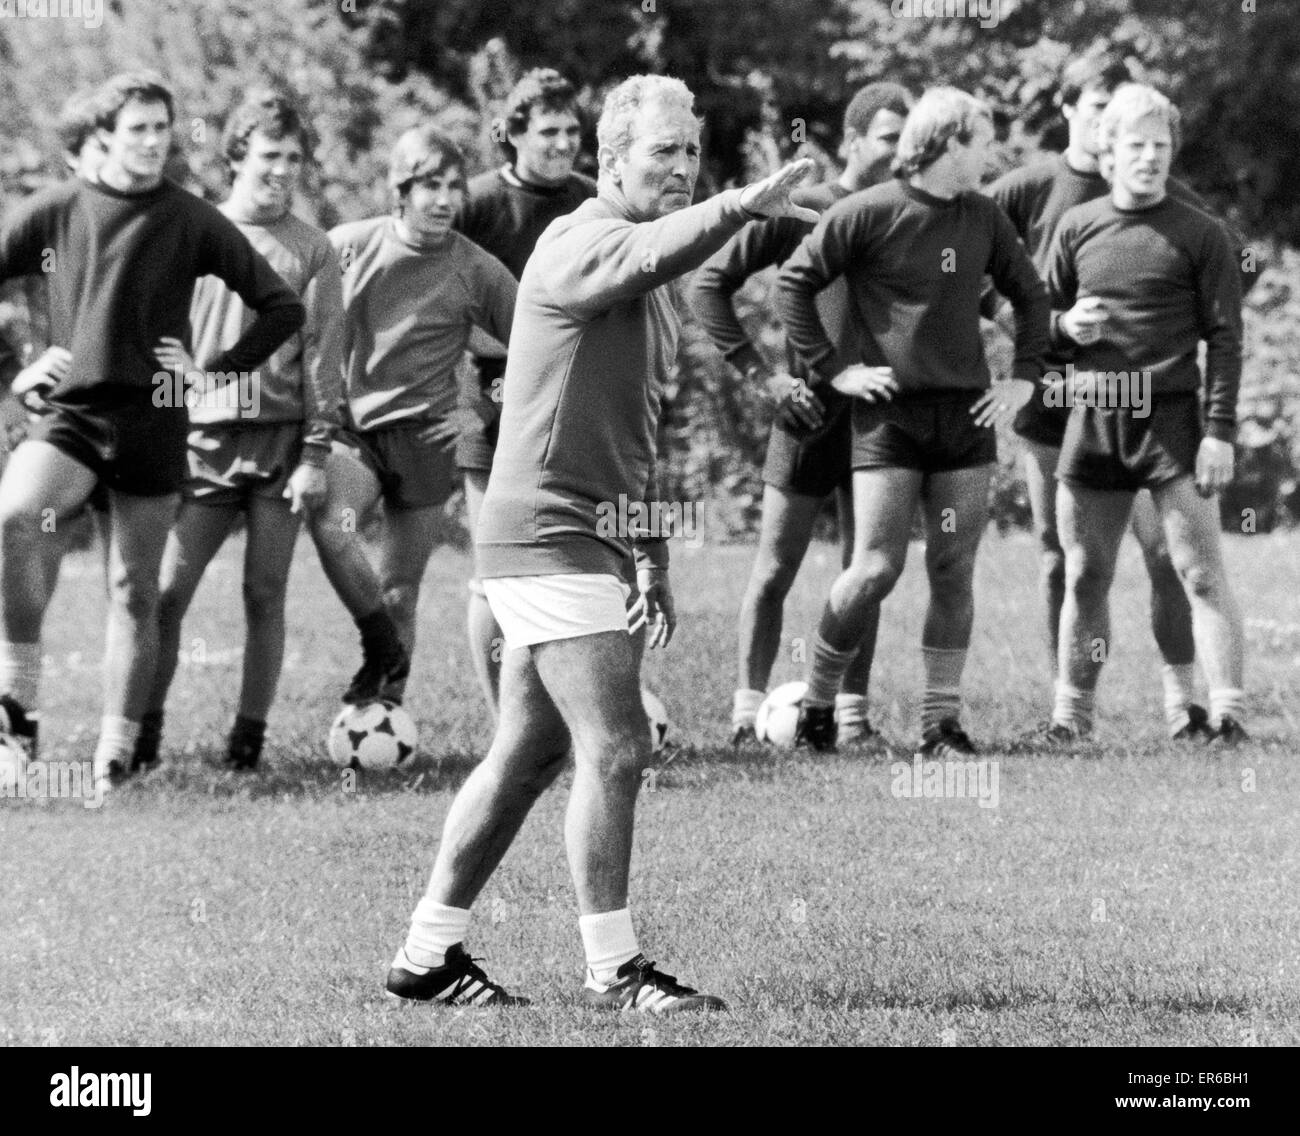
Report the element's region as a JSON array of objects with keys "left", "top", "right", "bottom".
[
  {"left": 98, "top": 98, "right": 171, "bottom": 184},
  {"left": 1109, "top": 115, "right": 1172, "bottom": 203},
  {"left": 510, "top": 105, "right": 581, "bottom": 186},
  {"left": 1064, "top": 87, "right": 1112, "bottom": 157},
  {"left": 604, "top": 100, "right": 701, "bottom": 221},
  {"left": 400, "top": 164, "right": 465, "bottom": 240},
  {"left": 948, "top": 115, "right": 995, "bottom": 191},
  {"left": 845, "top": 108, "right": 905, "bottom": 185},
  {"left": 231, "top": 129, "right": 304, "bottom": 215}
]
